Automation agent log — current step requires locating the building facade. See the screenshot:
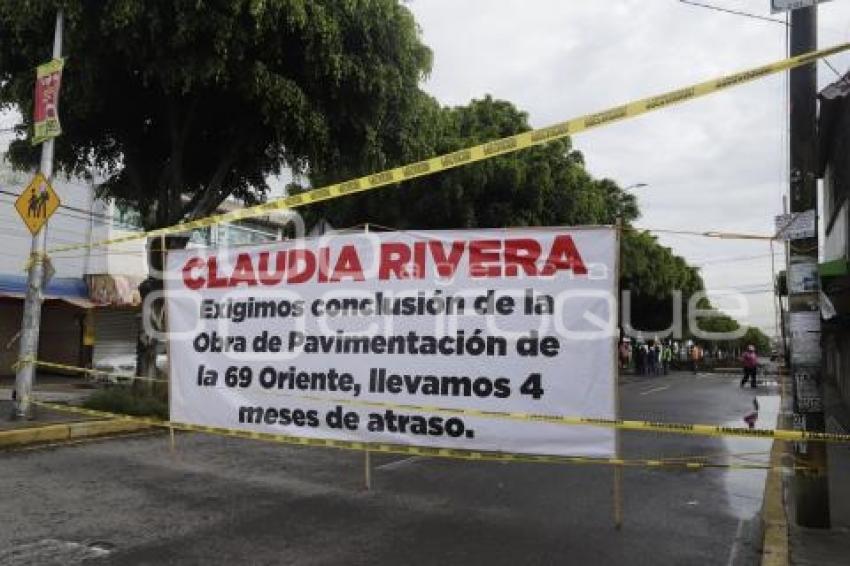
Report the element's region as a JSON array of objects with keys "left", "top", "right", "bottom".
[
  {"left": 0, "top": 157, "right": 283, "bottom": 377},
  {"left": 818, "top": 73, "right": 850, "bottom": 411}
]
